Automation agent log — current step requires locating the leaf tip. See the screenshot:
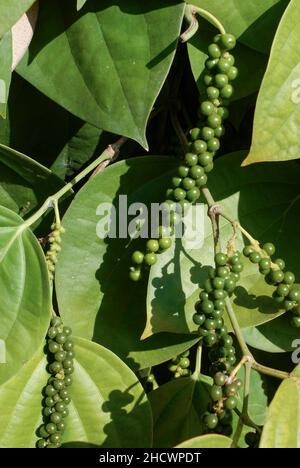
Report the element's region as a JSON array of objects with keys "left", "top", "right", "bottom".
[{"left": 241, "top": 156, "right": 252, "bottom": 167}]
